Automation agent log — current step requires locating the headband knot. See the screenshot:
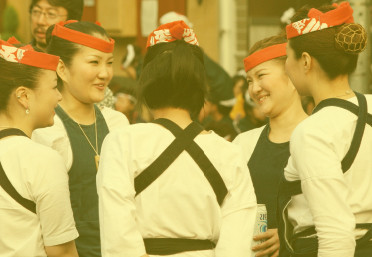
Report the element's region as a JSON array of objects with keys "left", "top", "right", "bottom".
[
  {"left": 0, "top": 38, "right": 60, "bottom": 70},
  {"left": 146, "top": 20, "right": 199, "bottom": 48},
  {"left": 286, "top": 1, "right": 354, "bottom": 39}
]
